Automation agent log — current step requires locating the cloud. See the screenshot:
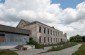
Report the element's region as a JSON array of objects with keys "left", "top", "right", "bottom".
[{"left": 0, "top": 0, "right": 85, "bottom": 38}]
